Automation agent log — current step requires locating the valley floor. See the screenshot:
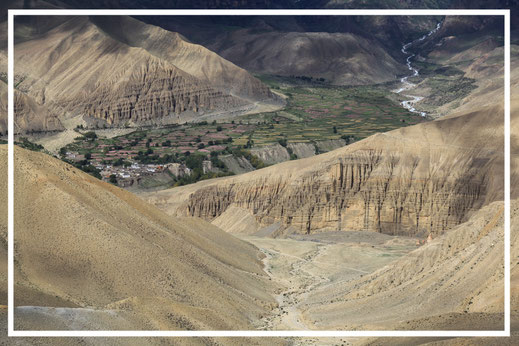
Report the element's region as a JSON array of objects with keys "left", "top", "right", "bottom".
[{"left": 240, "top": 232, "right": 417, "bottom": 331}]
